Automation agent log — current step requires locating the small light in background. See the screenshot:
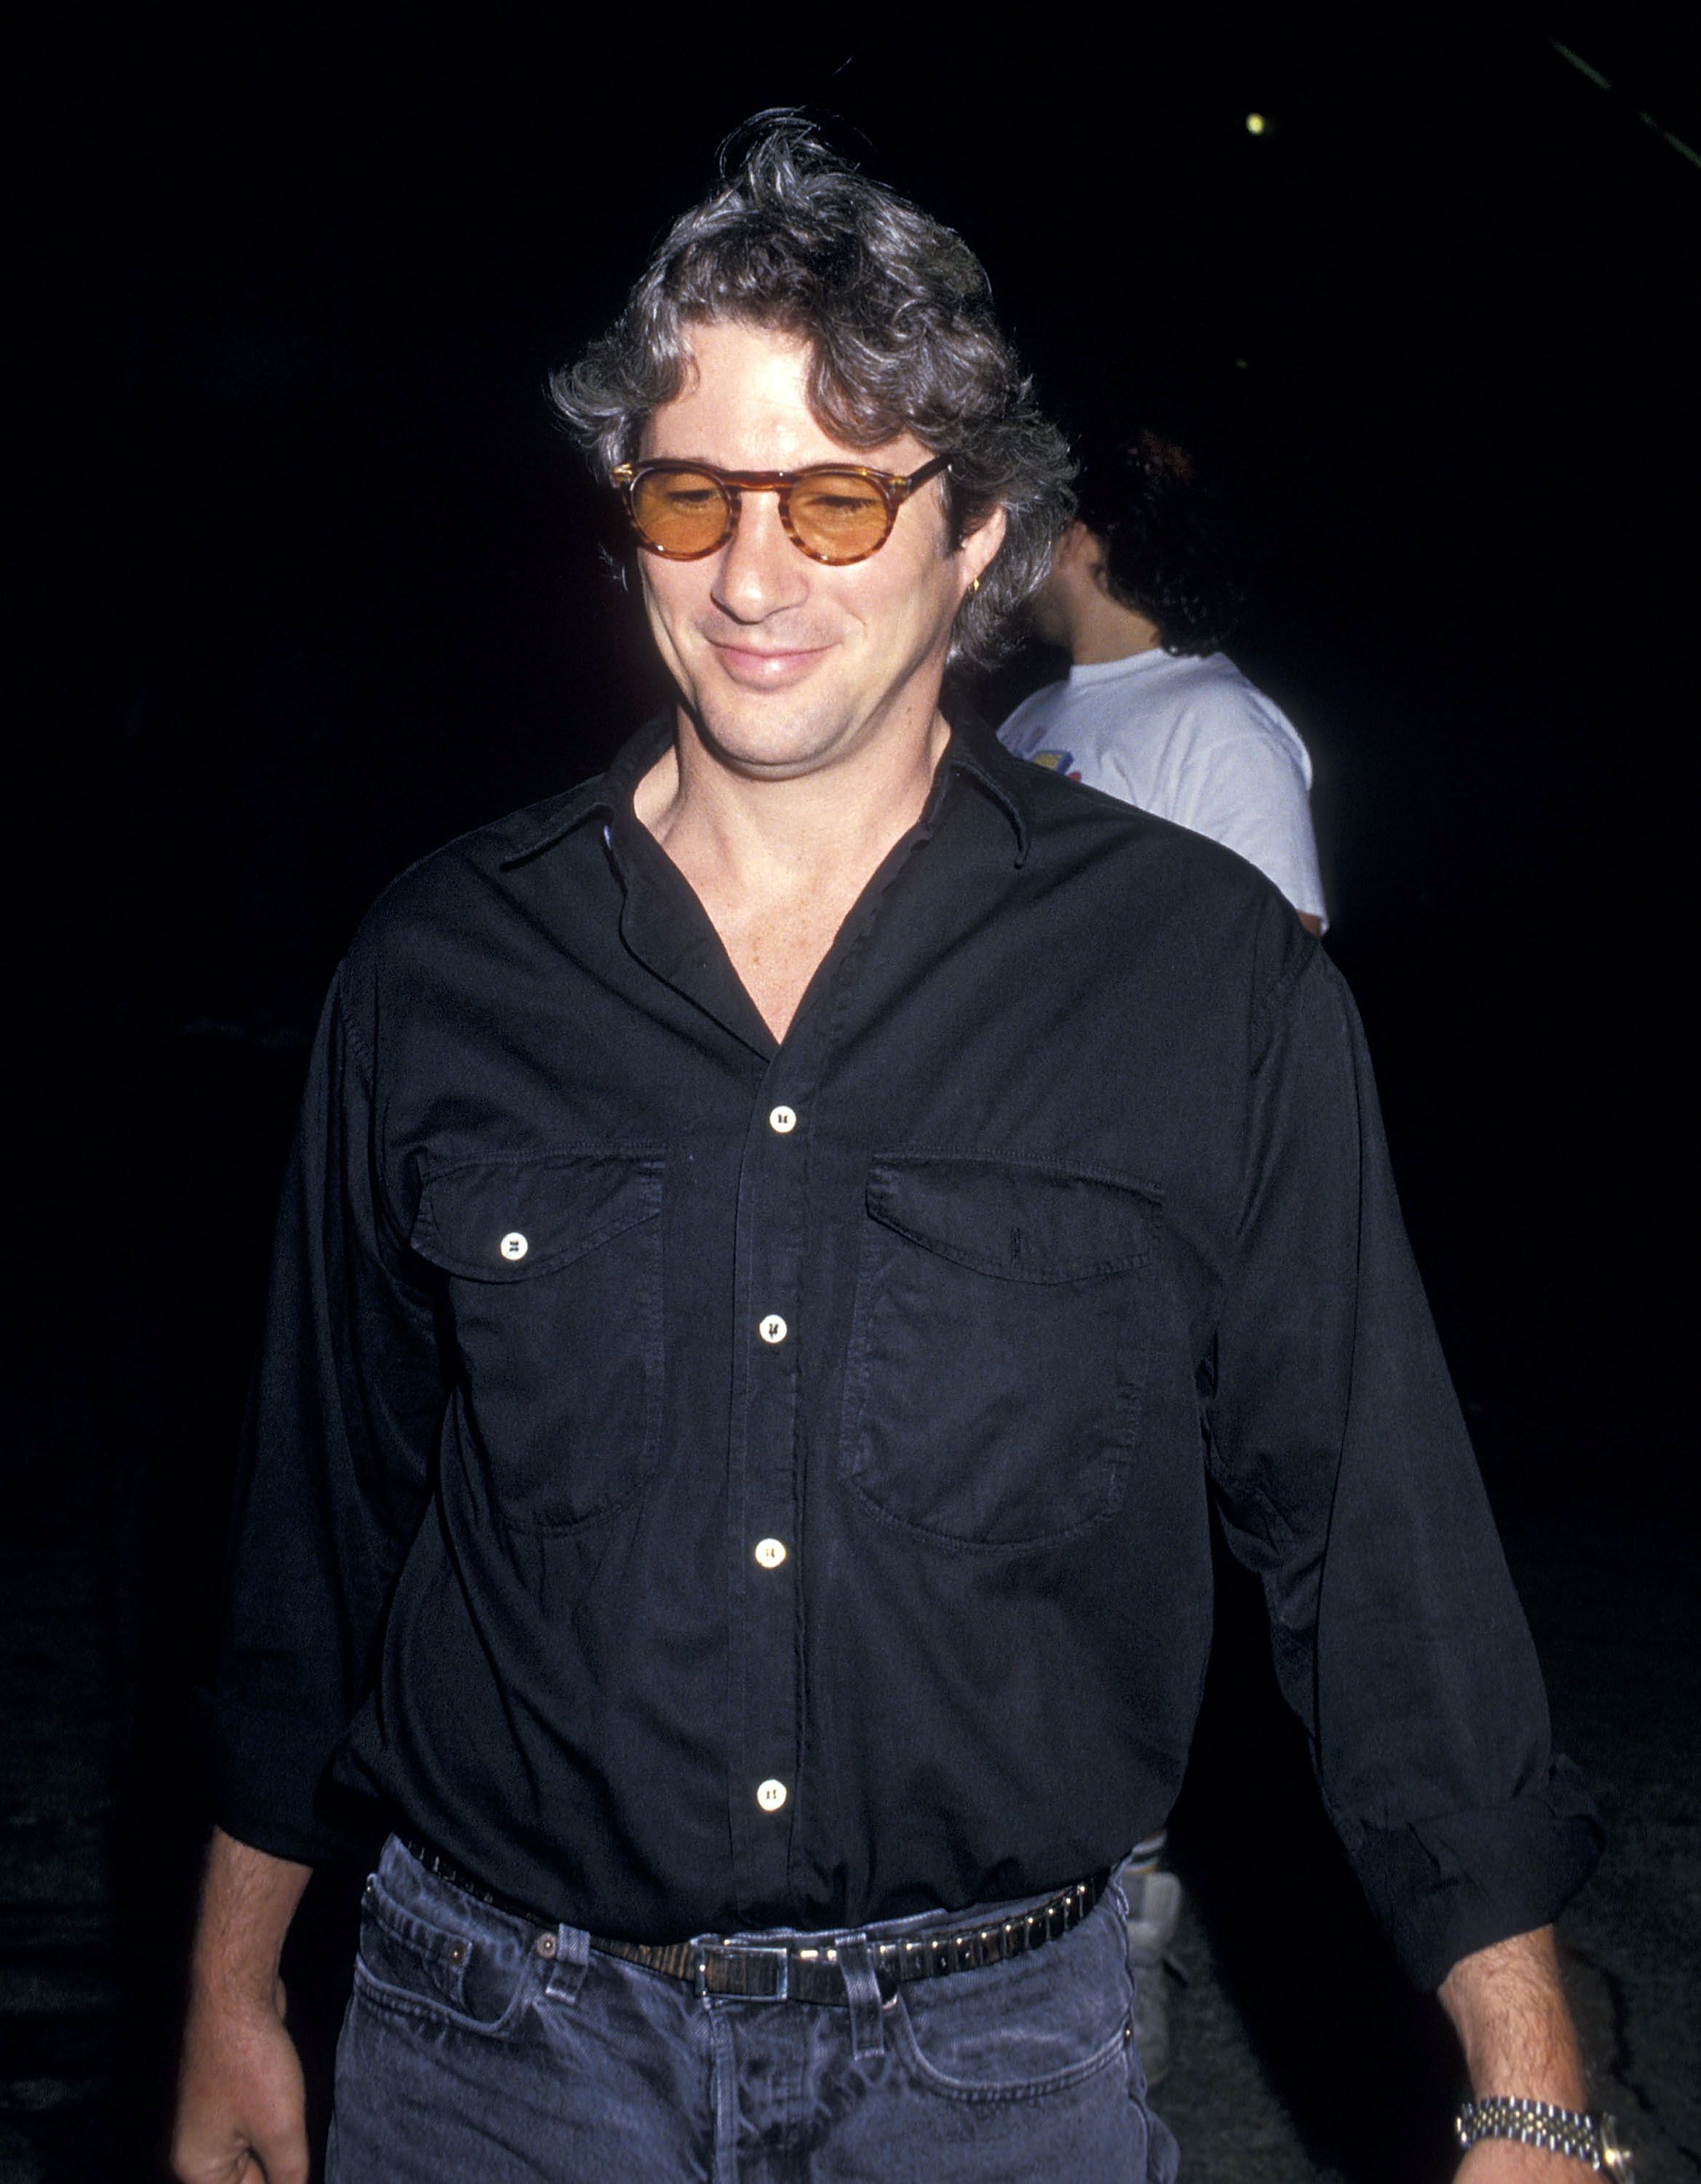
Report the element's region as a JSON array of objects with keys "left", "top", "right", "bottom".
[{"left": 1245, "top": 113, "right": 1267, "bottom": 135}]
